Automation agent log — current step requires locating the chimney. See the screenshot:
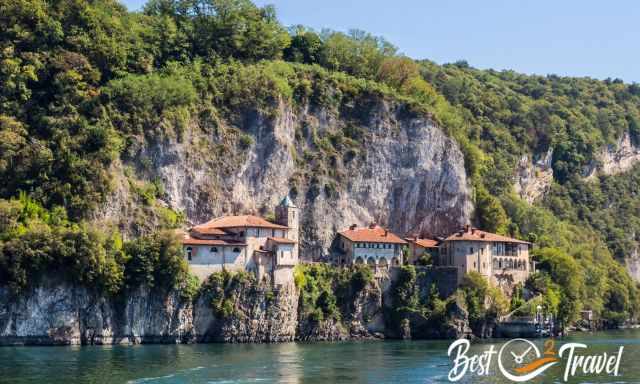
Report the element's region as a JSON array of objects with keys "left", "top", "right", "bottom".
[
  {"left": 384, "top": 229, "right": 388, "bottom": 236},
  {"left": 369, "top": 222, "right": 376, "bottom": 229},
  {"left": 350, "top": 224, "right": 357, "bottom": 230},
  {"left": 464, "top": 224, "right": 470, "bottom": 232},
  {"left": 471, "top": 228, "right": 476, "bottom": 234}
]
